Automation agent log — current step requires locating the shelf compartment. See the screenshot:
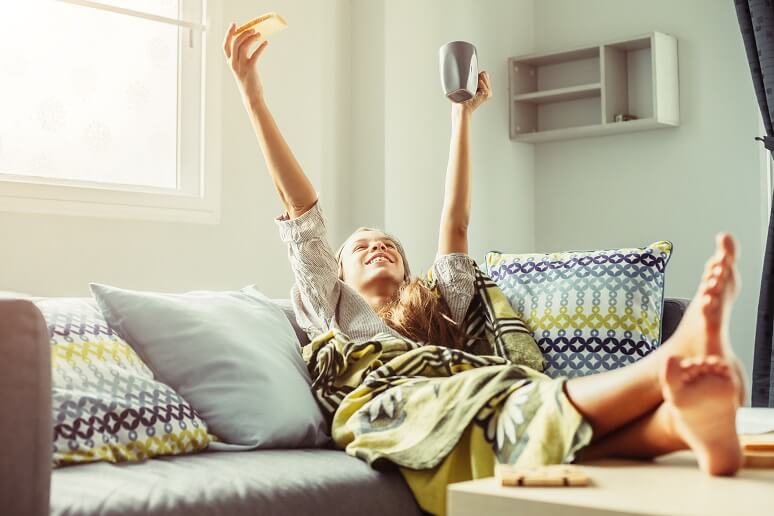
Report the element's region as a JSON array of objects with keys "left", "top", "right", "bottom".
[
  {"left": 601, "top": 39, "right": 653, "bottom": 123},
  {"left": 513, "top": 83, "right": 601, "bottom": 104},
  {"left": 510, "top": 47, "right": 600, "bottom": 95},
  {"left": 512, "top": 95, "right": 602, "bottom": 136}
]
